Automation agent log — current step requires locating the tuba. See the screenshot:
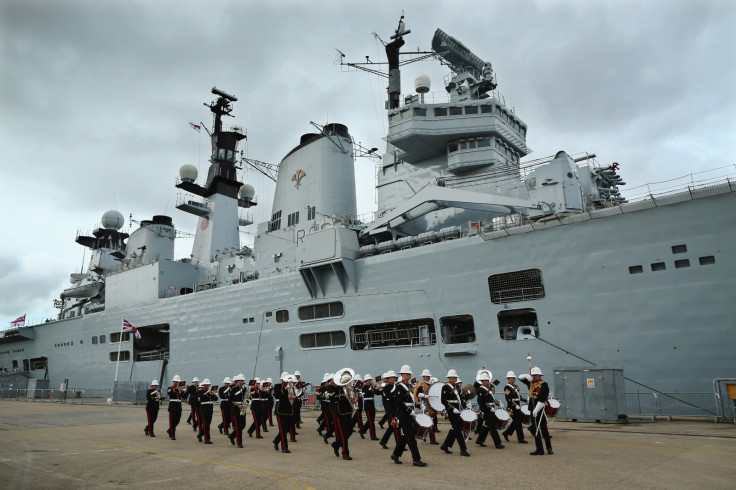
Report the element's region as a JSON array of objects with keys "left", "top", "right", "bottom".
[{"left": 334, "top": 368, "right": 358, "bottom": 414}]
